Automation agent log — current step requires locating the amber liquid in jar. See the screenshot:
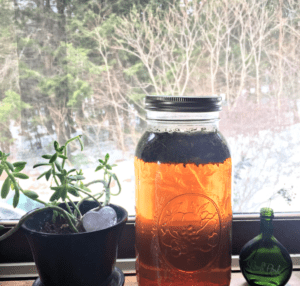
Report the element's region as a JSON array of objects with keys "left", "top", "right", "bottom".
[{"left": 135, "top": 130, "right": 232, "bottom": 286}]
